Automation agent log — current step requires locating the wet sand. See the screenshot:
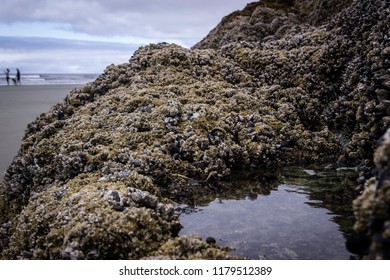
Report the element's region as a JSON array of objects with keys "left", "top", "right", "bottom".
[{"left": 0, "top": 85, "right": 80, "bottom": 180}]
